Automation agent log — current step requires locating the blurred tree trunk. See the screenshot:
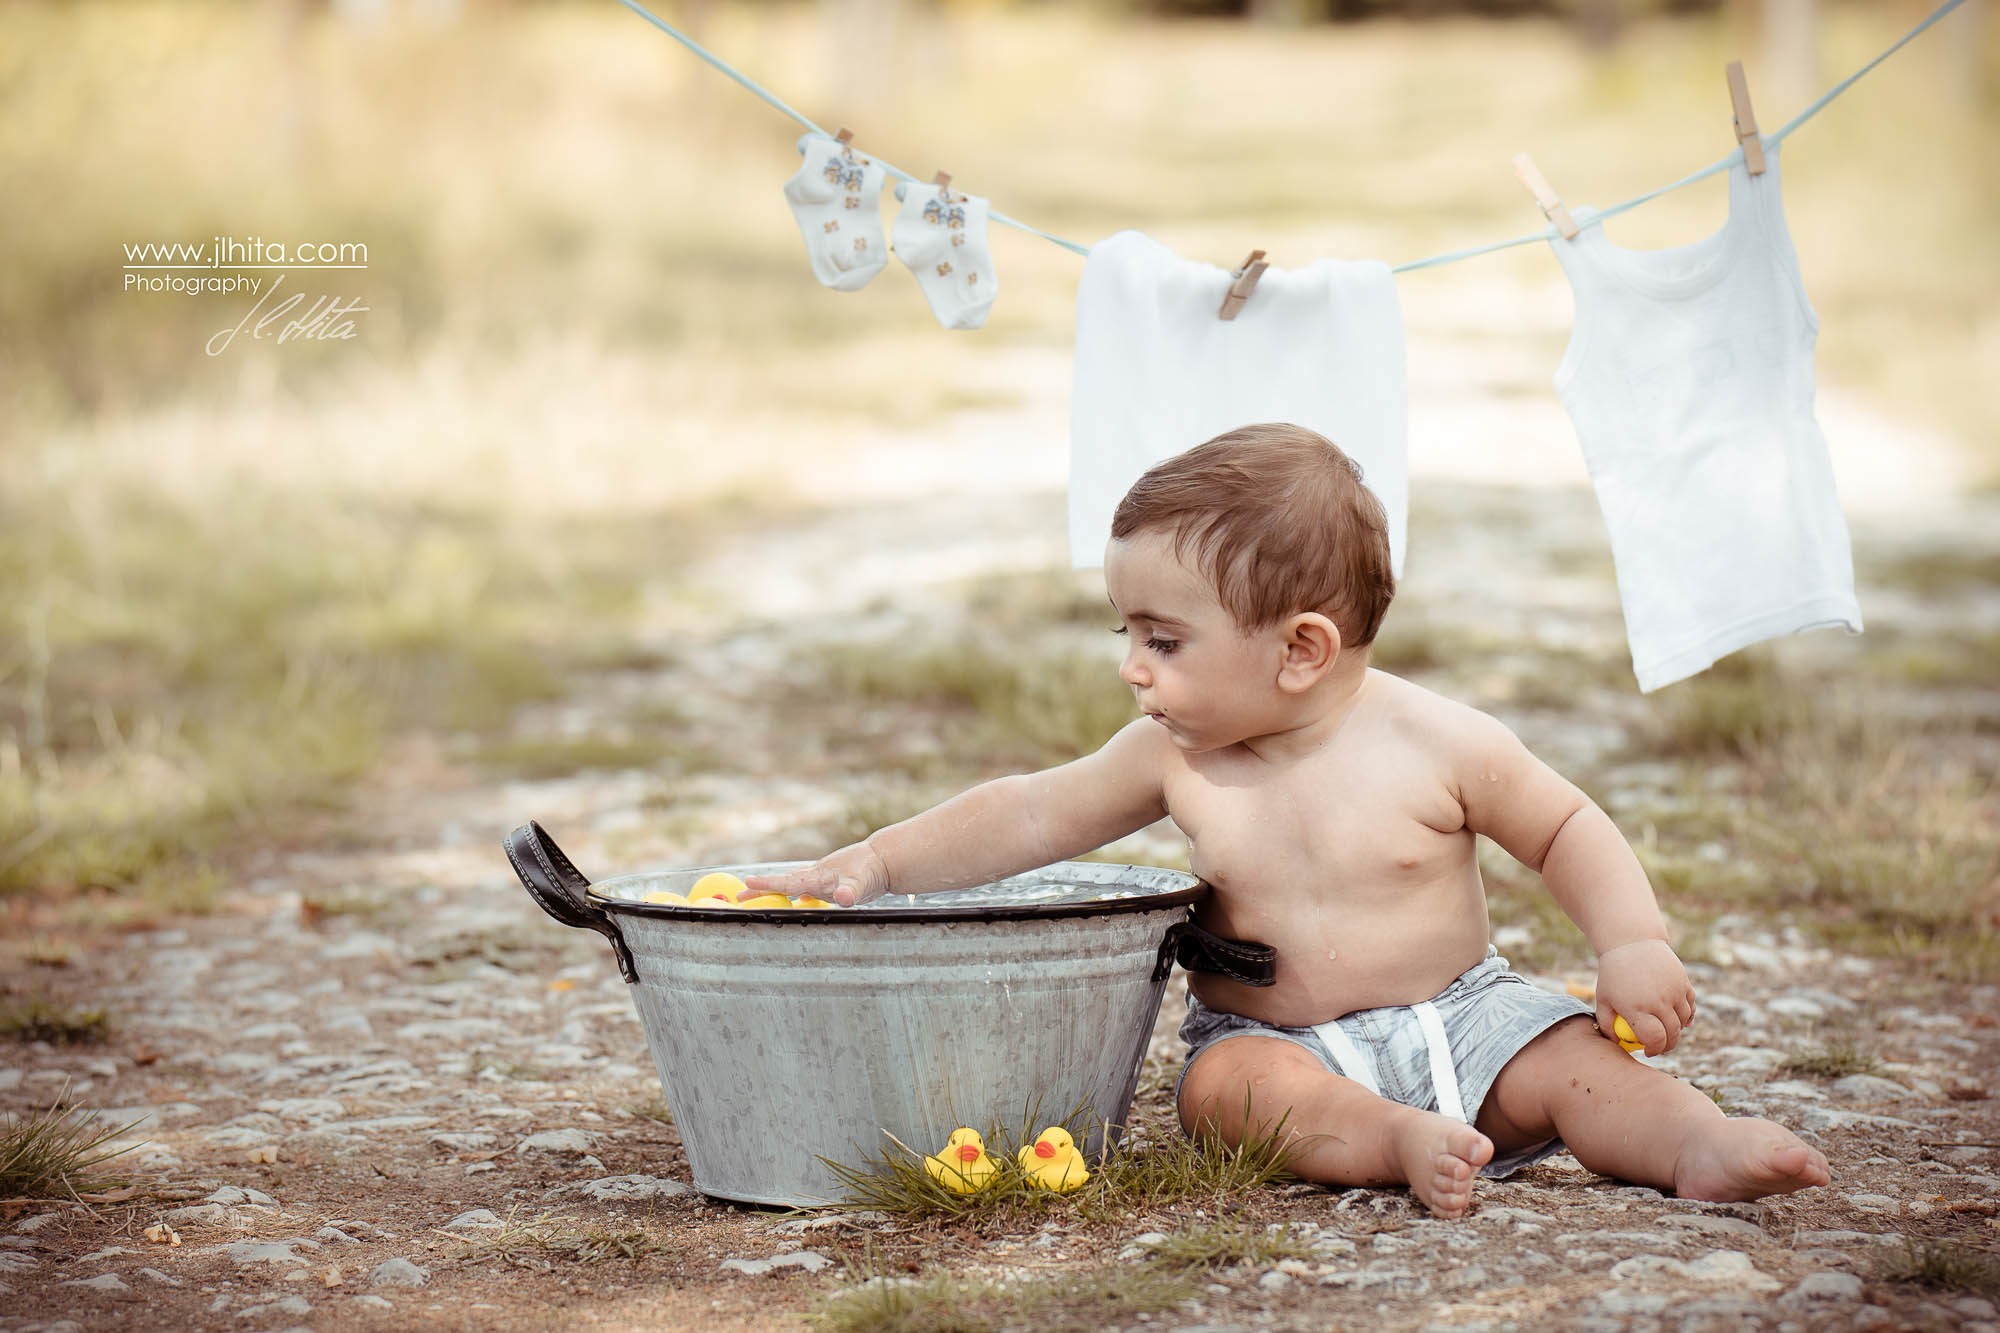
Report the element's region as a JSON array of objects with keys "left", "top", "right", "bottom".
[
  {"left": 1950, "top": 0, "right": 1993, "bottom": 108},
  {"left": 1248, "top": 0, "right": 1315, "bottom": 26},
  {"left": 271, "top": 0, "right": 313, "bottom": 176},
  {"left": 1729, "top": 0, "right": 1818, "bottom": 110},
  {"left": 1576, "top": 0, "right": 1626, "bottom": 52},
  {"left": 820, "top": 0, "right": 908, "bottom": 116}
]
